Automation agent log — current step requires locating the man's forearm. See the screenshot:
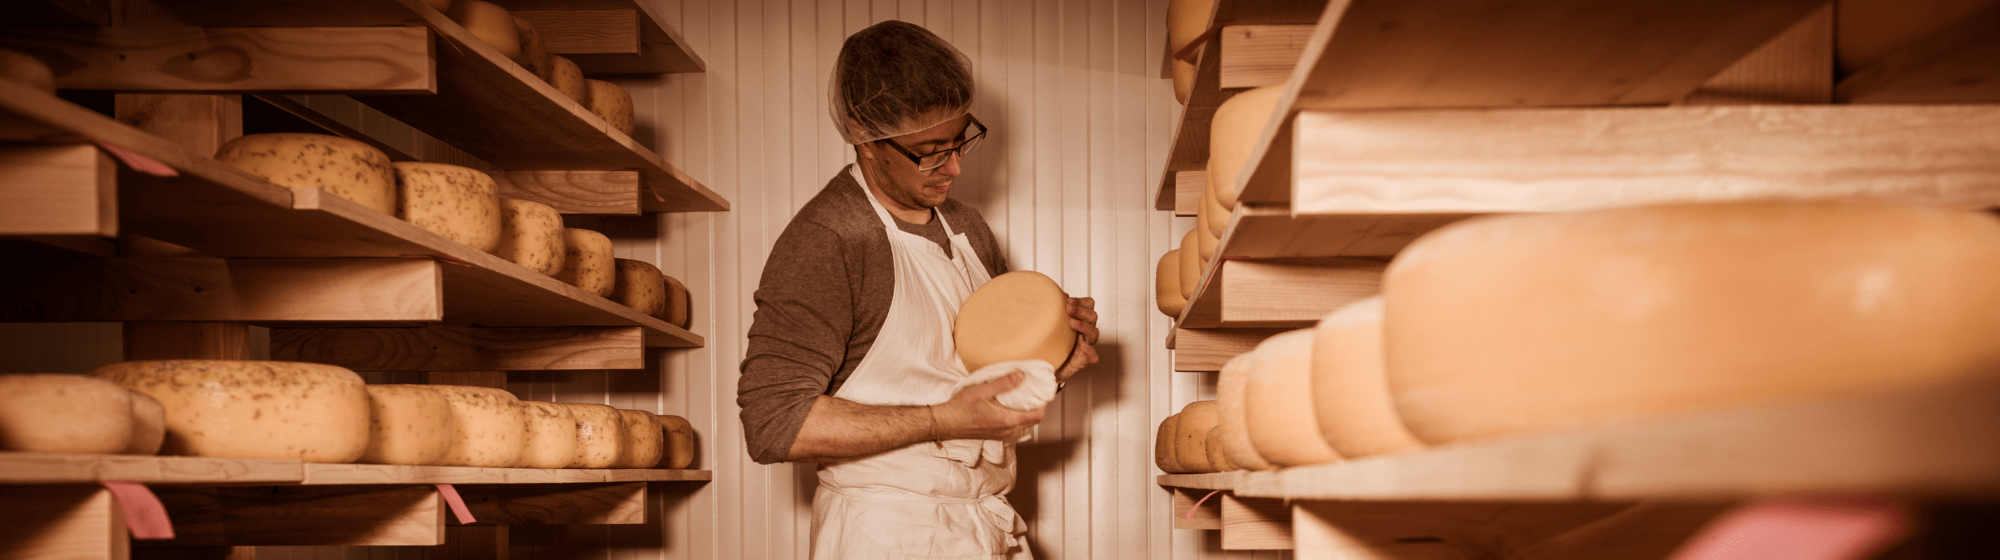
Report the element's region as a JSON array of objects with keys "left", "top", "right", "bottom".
[{"left": 786, "top": 395, "right": 934, "bottom": 462}]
